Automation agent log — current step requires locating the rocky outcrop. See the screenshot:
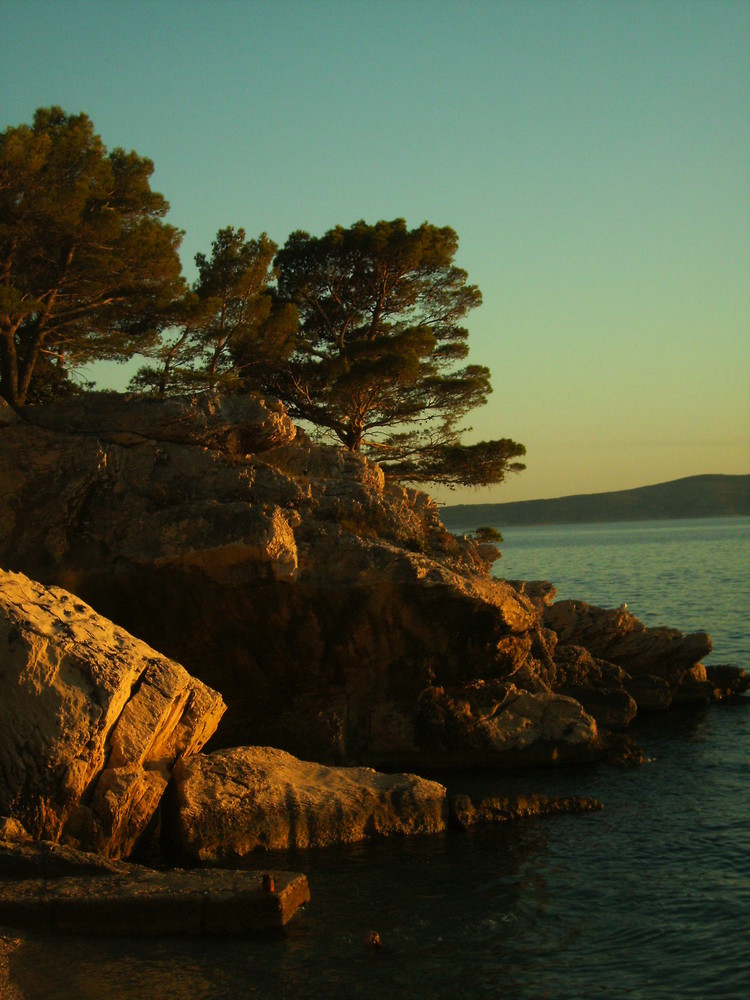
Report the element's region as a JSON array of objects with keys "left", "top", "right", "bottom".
[
  {"left": 0, "top": 569, "right": 225, "bottom": 858},
  {"left": 544, "top": 599, "right": 748, "bottom": 708},
  {"left": 550, "top": 645, "right": 638, "bottom": 729},
  {"left": 21, "top": 391, "right": 296, "bottom": 456},
  {"left": 166, "top": 746, "right": 448, "bottom": 860},
  {"left": 0, "top": 392, "right": 744, "bottom": 774}
]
